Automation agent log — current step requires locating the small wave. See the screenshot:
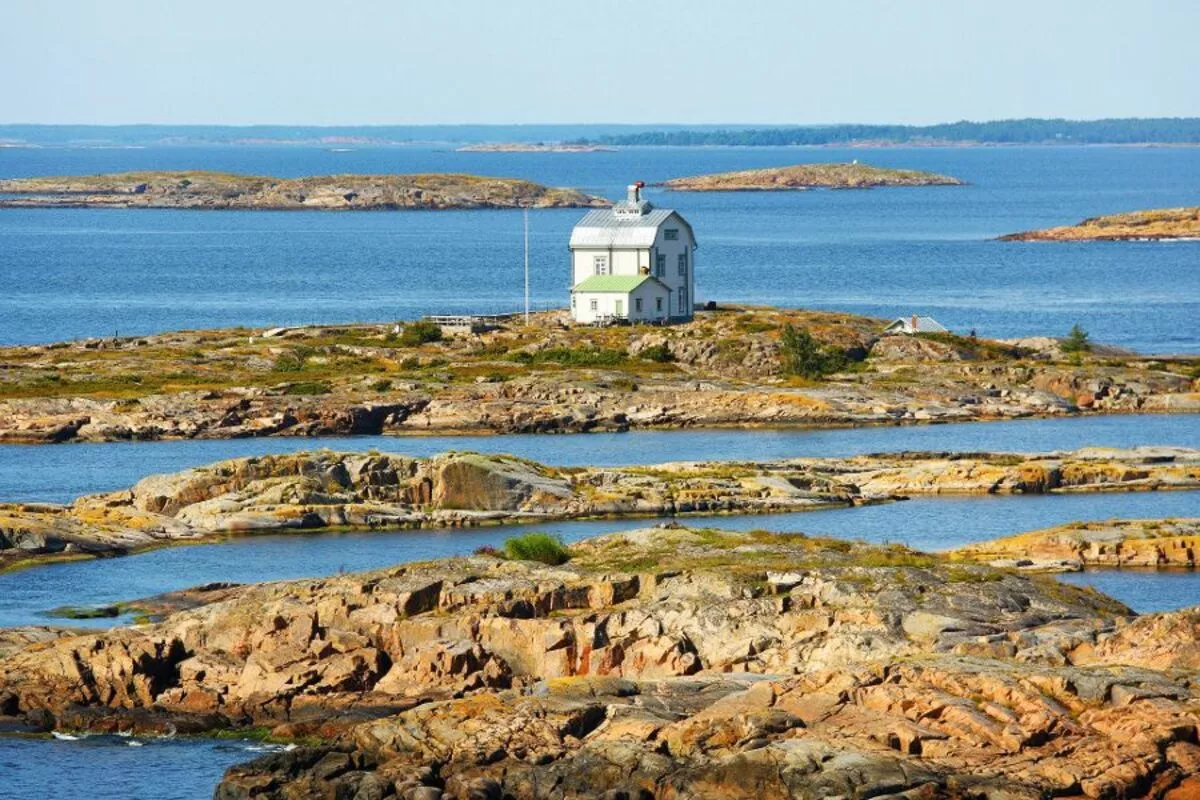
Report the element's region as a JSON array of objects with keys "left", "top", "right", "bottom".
[
  {"left": 51, "top": 732, "right": 81, "bottom": 741},
  {"left": 127, "top": 740, "right": 144, "bottom": 747},
  {"left": 242, "top": 742, "right": 298, "bottom": 753}
]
